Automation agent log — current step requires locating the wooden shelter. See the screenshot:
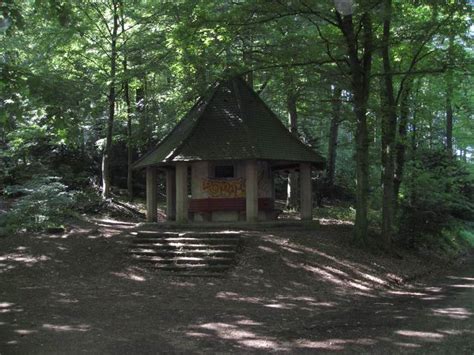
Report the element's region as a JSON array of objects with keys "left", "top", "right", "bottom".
[{"left": 133, "top": 77, "right": 325, "bottom": 223}]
